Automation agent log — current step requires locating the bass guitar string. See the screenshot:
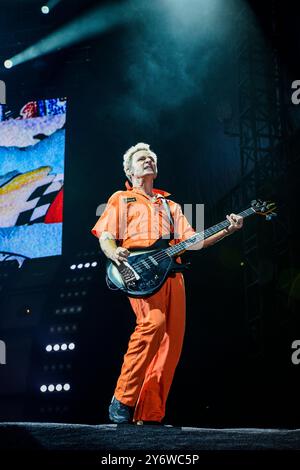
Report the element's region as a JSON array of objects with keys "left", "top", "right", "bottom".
[{"left": 131, "top": 208, "right": 254, "bottom": 272}]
